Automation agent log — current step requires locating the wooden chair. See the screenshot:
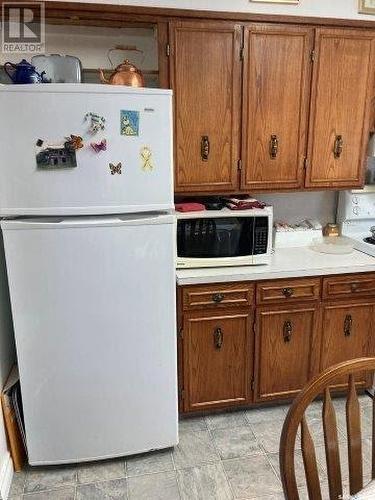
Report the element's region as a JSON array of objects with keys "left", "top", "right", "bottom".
[{"left": 280, "top": 358, "right": 375, "bottom": 500}]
